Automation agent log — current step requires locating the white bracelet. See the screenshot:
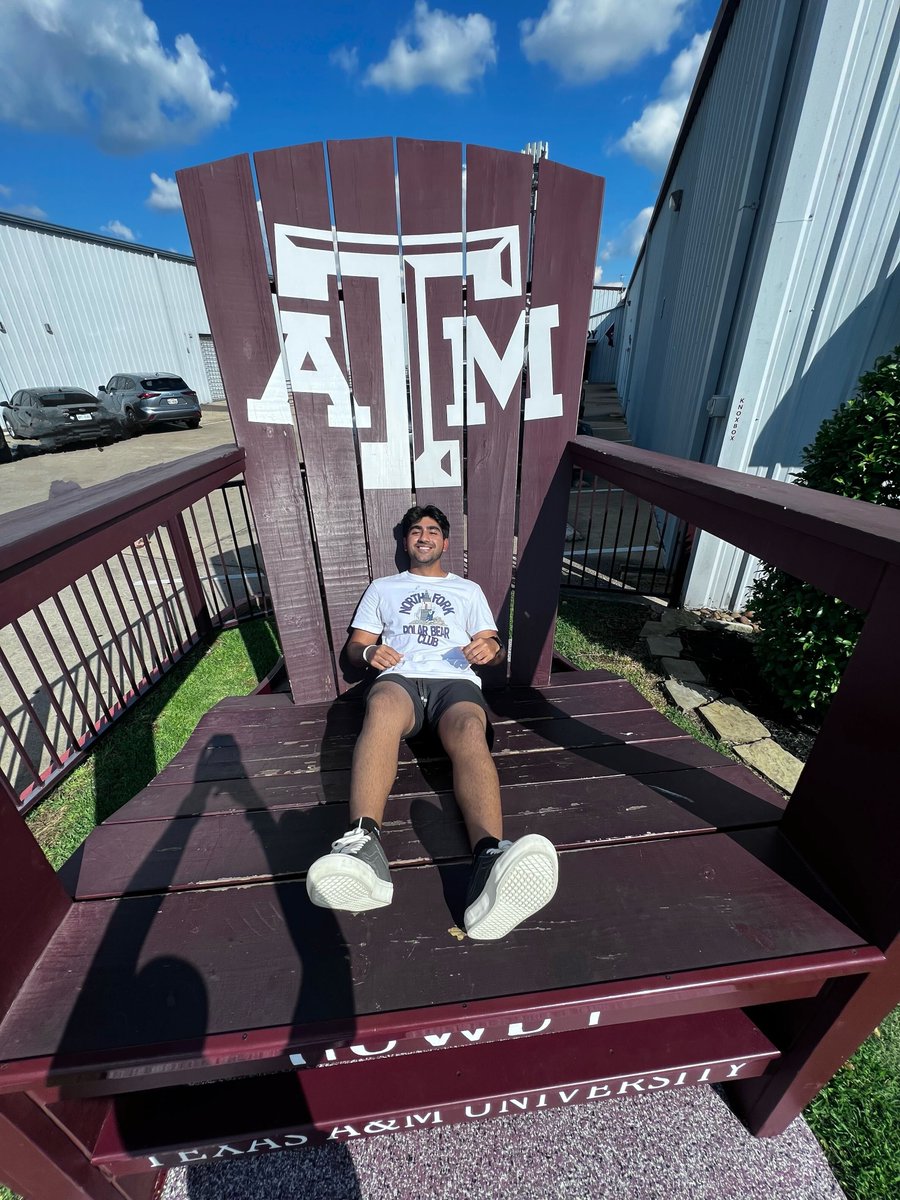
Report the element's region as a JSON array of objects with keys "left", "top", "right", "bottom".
[{"left": 362, "top": 645, "right": 376, "bottom": 665}]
